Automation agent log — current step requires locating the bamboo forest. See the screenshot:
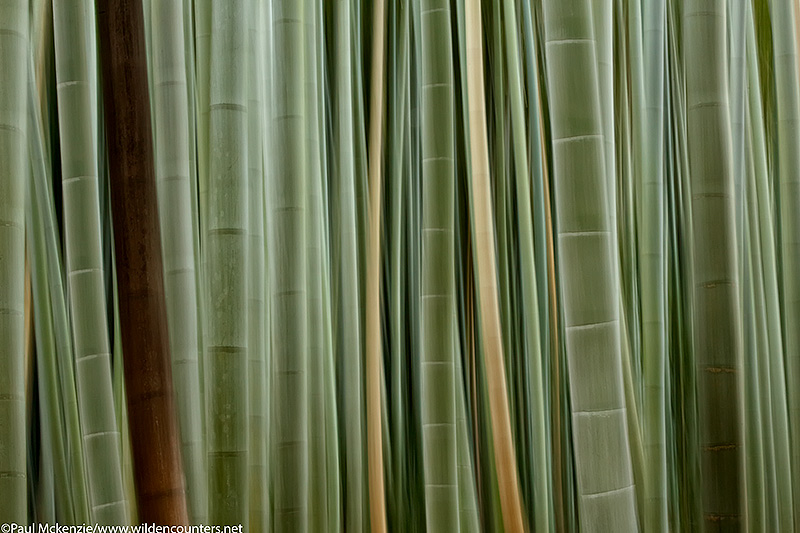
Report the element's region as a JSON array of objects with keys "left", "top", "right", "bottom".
[{"left": 4, "top": 0, "right": 800, "bottom": 531}]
